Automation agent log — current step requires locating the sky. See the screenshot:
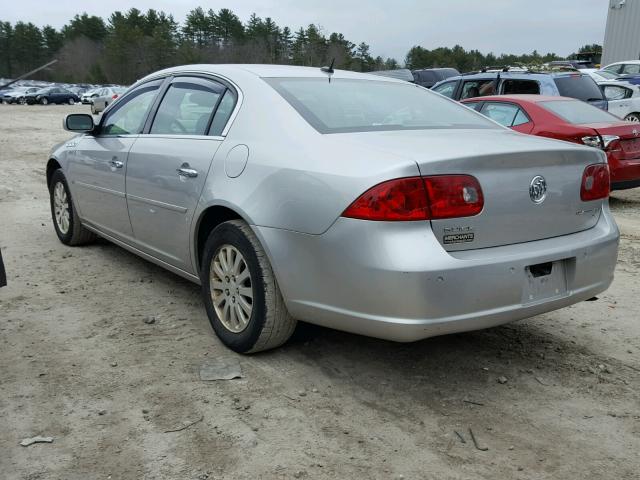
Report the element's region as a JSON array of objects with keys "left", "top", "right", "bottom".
[{"left": 2, "top": 0, "right": 609, "bottom": 61}]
